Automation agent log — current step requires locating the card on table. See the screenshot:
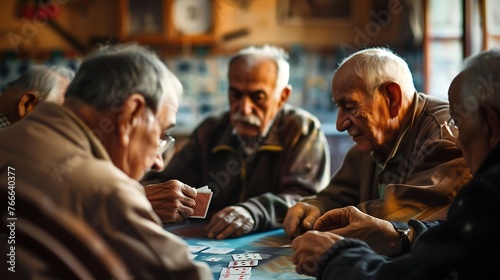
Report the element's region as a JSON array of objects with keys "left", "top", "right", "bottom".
[
  {"left": 201, "top": 247, "right": 235, "bottom": 254},
  {"left": 188, "top": 245, "right": 208, "bottom": 253},
  {"left": 191, "top": 185, "right": 213, "bottom": 219},
  {"left": 228, "top": 260, "right": 258, "bottom": 267},
  {"left": 232, "top": 253, "right": 262, "bottom": 261},
  {"left": 218, "top": 274, "right": 251, "bottom": 280},
  {"left": 220, "top": 267, "right": 252, "bottom": 275}
]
